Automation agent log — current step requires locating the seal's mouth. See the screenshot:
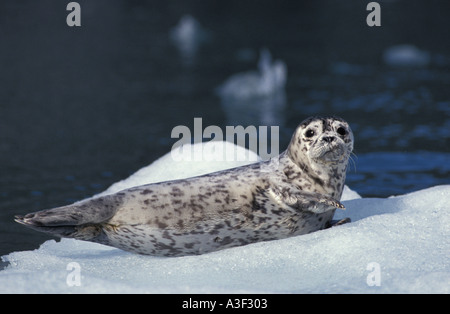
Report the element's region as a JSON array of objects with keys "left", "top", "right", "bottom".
[{"left": 310, "top": 140, "right": 349, "bottom": 164}]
